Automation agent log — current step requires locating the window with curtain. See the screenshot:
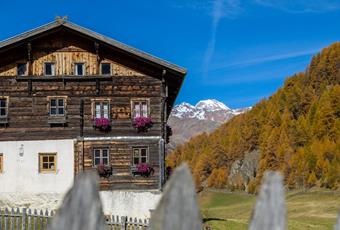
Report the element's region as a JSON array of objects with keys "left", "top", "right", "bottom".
[
  {"left": 94, "top": 101, "right": 109, "bottom": 119},
  {"left": 132, "top": 100, "right": 148, "bottom": 118}
]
